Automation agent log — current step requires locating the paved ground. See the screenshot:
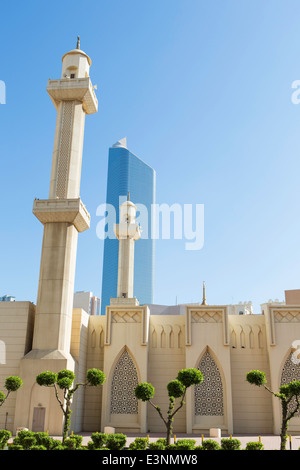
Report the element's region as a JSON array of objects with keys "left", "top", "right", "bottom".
[{"left": 44, "top": 432, "right": 300, "bottom": 450}]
